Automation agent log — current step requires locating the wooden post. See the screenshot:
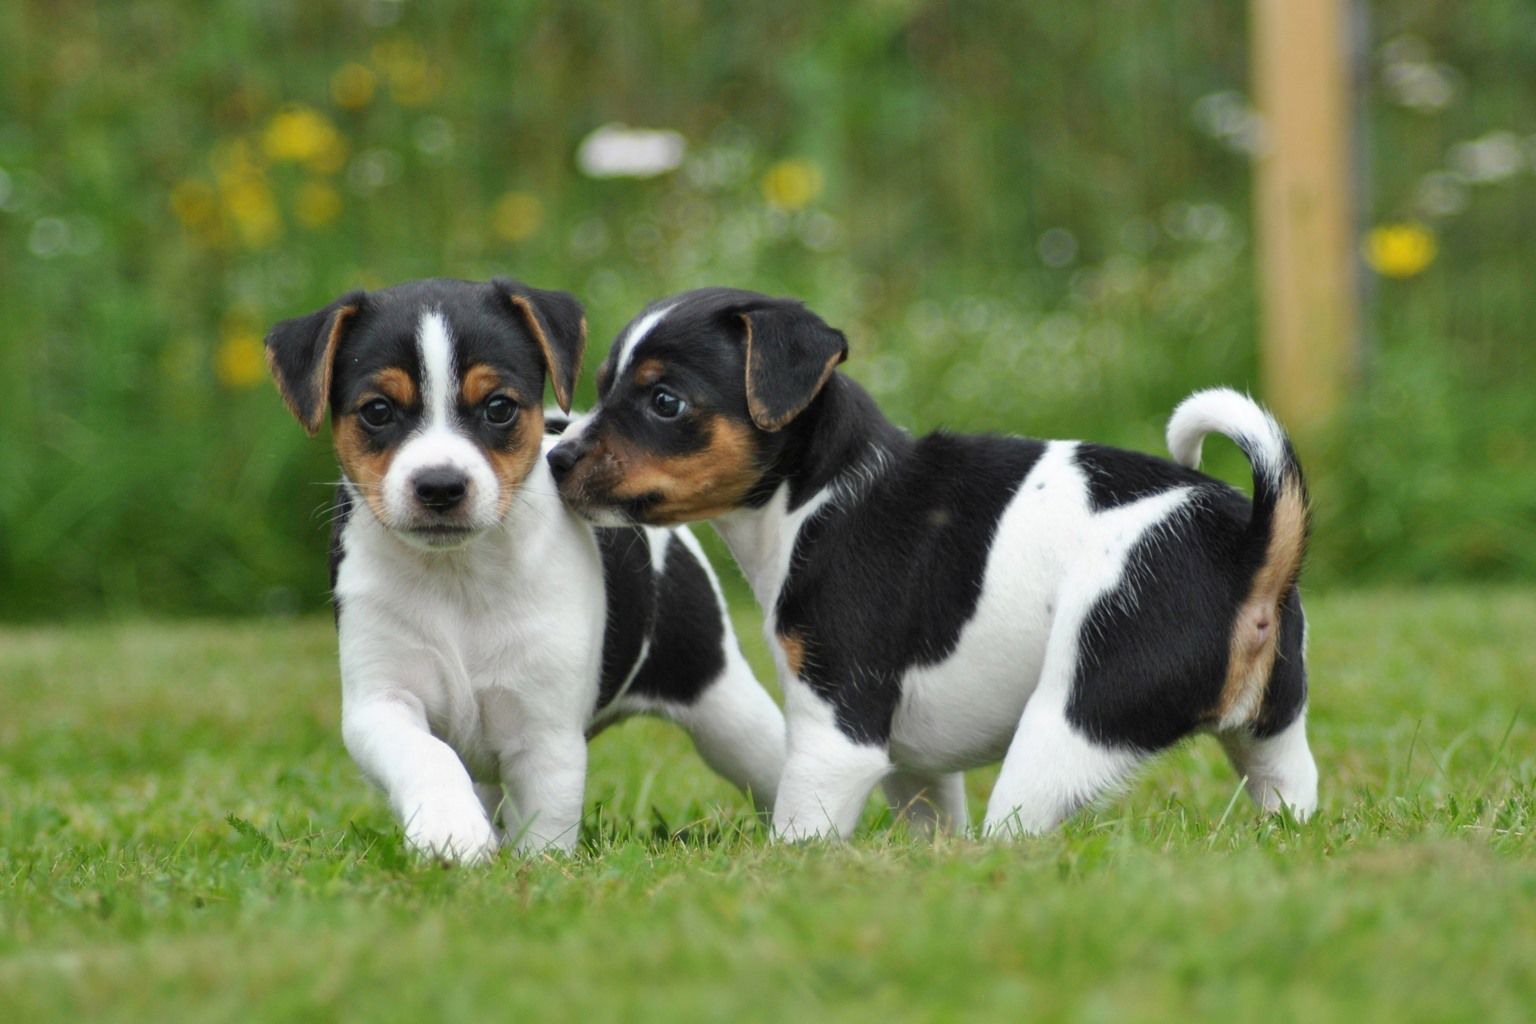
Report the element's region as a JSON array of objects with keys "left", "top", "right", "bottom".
[{"left": 1251, "top": 0, "right": 1360, "bottom": 433}]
